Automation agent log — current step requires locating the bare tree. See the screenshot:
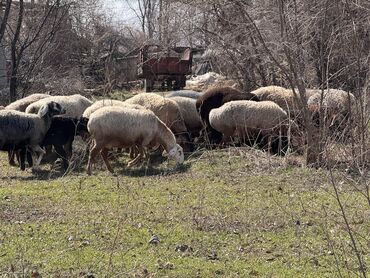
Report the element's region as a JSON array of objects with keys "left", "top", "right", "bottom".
[
  {"left": 0, "top": 0, "right": 13, "bottom": 43},
  {"left": 7, "top": 0, "right": 71, "bottom": 101}
]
